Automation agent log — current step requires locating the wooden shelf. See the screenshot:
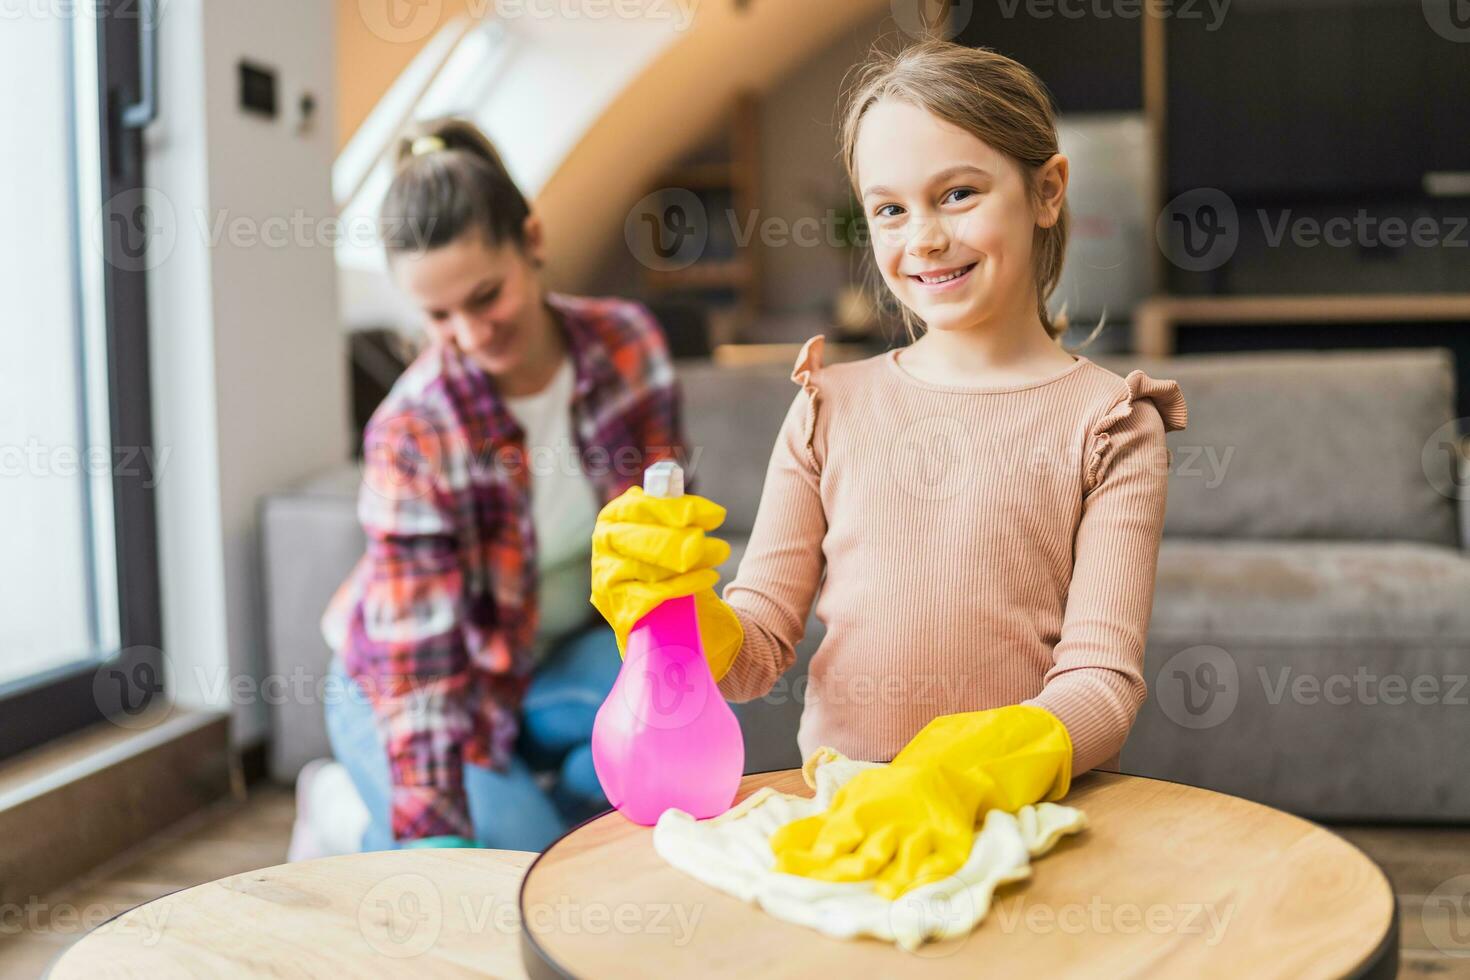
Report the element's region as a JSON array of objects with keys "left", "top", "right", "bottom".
[
  {"left": 711, "top": 340, "right": 874, "bottom": 368},
  {"left": 641, "top": 91, "right": 762, "bottom": 328},
  {"left": 1134, "top": 293, "right": 1470, "bottom": 355}
]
